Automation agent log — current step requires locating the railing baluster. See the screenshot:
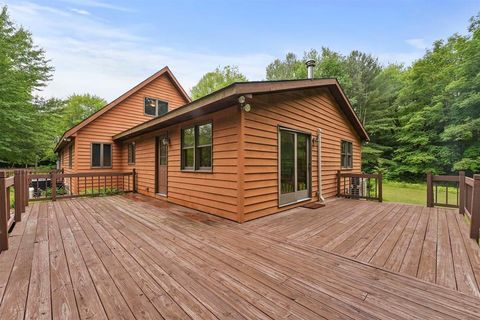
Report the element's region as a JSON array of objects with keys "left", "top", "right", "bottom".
[{"left": 0, "top": 172, "right": 9, "bottom": 251}]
